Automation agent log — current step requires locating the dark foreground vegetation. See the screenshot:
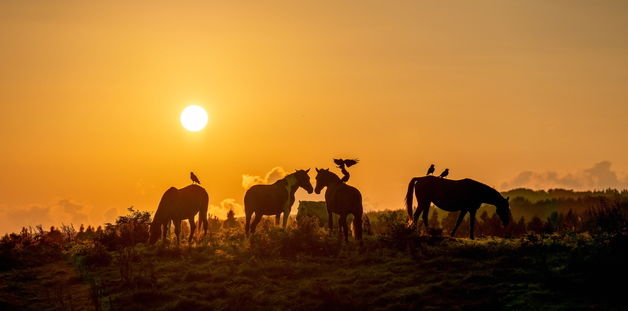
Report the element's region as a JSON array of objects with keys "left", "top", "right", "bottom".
[{"left": 1, "top": 190, "right": 627, "bottom": 311}]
